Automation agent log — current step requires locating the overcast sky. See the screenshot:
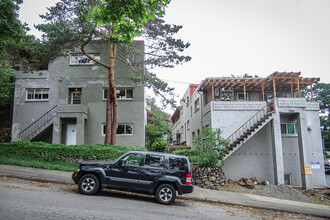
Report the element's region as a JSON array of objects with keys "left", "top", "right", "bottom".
[{"left": 19, "top": 0, "right": 330, "bottom": 112}]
